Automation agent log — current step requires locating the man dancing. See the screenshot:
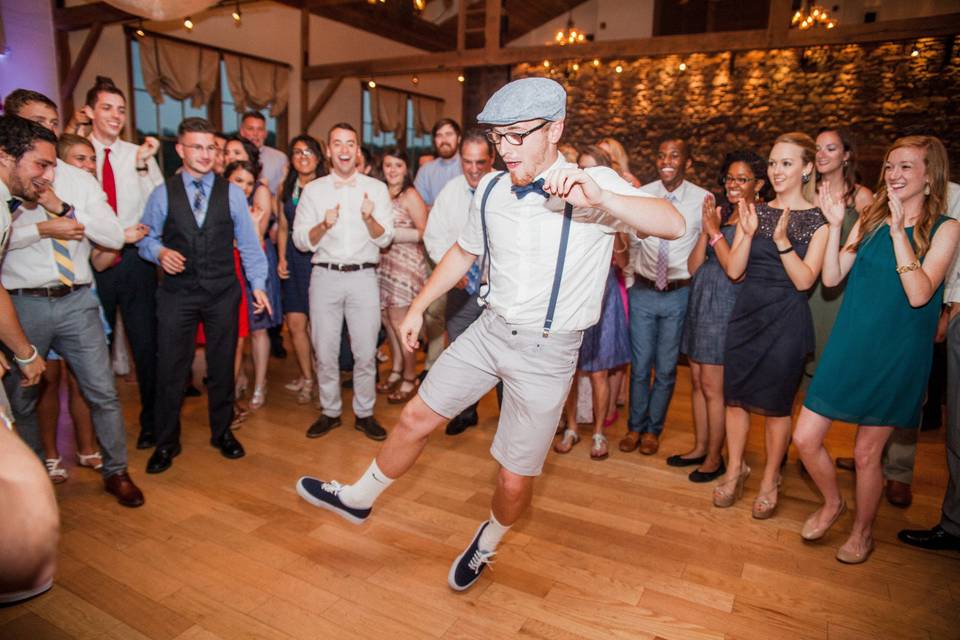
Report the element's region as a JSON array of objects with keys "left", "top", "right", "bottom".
[{"left": 297, "top": 78, "right": 684, "bottom": 591}]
